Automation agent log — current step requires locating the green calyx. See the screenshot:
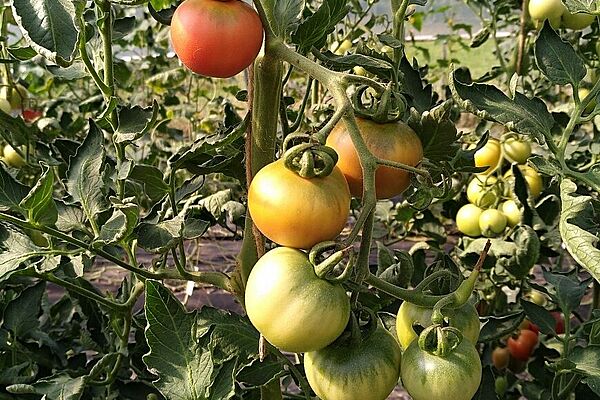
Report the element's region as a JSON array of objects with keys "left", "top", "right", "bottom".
[
  {"left": 351, "top": 83, "right": 407, "bottom": 124},
  {"left": 417, "top": 325, "right": 464, "bottom": 357},
  {"left": 309, "top": 241, "right": 355, "bottom": 283},
  {"left": 282, "top": 133, "right": 339, "bottom": 178}
]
